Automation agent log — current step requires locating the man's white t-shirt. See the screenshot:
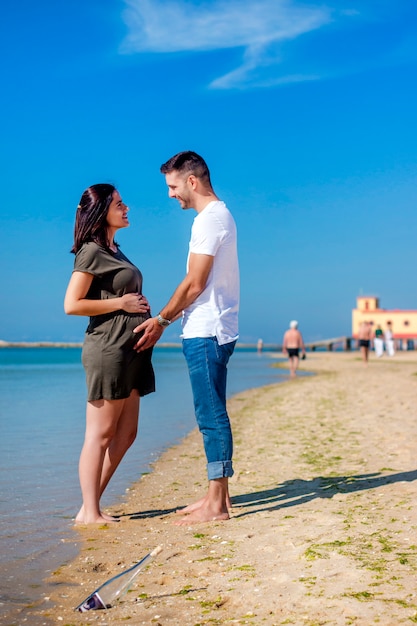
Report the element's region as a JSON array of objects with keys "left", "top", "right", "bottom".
[{"left": 181, "top": 200, "right": 239, "bottom": 345}]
